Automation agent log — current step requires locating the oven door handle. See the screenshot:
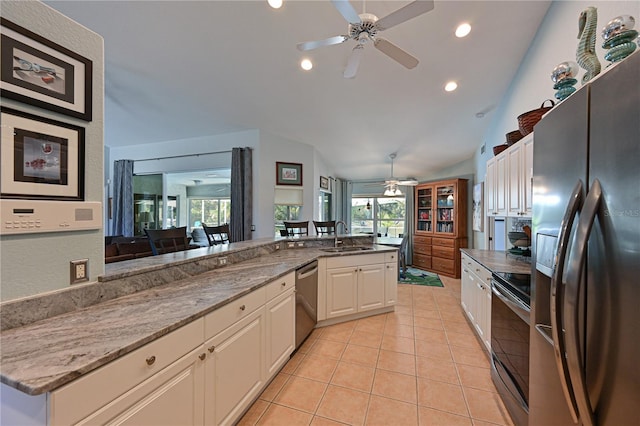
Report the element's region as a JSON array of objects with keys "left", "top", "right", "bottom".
[
  {"left": 491, "top": 281, "right": 530, "bottom": 323},
  {"left": 550, "top": 179, "right": 583, "bottom": 424},
  {"left": 563, "top": 179, "right": 601, "bottom": 426}
]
